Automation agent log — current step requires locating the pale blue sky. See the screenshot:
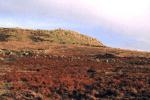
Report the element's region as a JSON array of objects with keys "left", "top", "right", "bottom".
[{"left": 0, "top": 0, "right": 150, "bottom": 51}]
